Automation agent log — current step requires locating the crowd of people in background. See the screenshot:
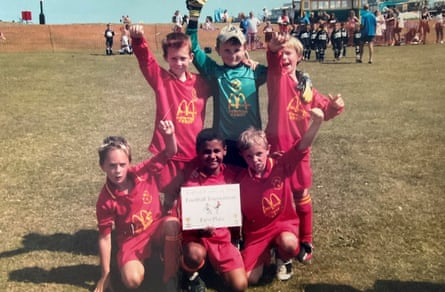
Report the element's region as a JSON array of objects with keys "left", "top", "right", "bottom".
[{"left": 103, "top": 6, "right": 443, "bottom": 57}]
